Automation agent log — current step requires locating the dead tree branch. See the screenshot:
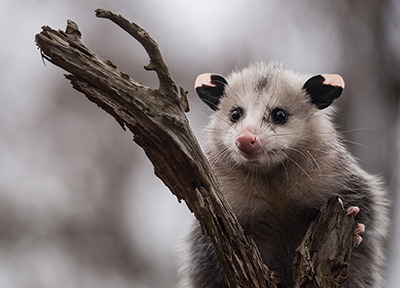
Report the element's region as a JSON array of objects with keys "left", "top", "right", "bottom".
[
  {"left": 293, "top": 197, "right": 356, "bottom": 288},
  {"left": 35, "top": 9, "right": 355, "bottom": 288}
]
